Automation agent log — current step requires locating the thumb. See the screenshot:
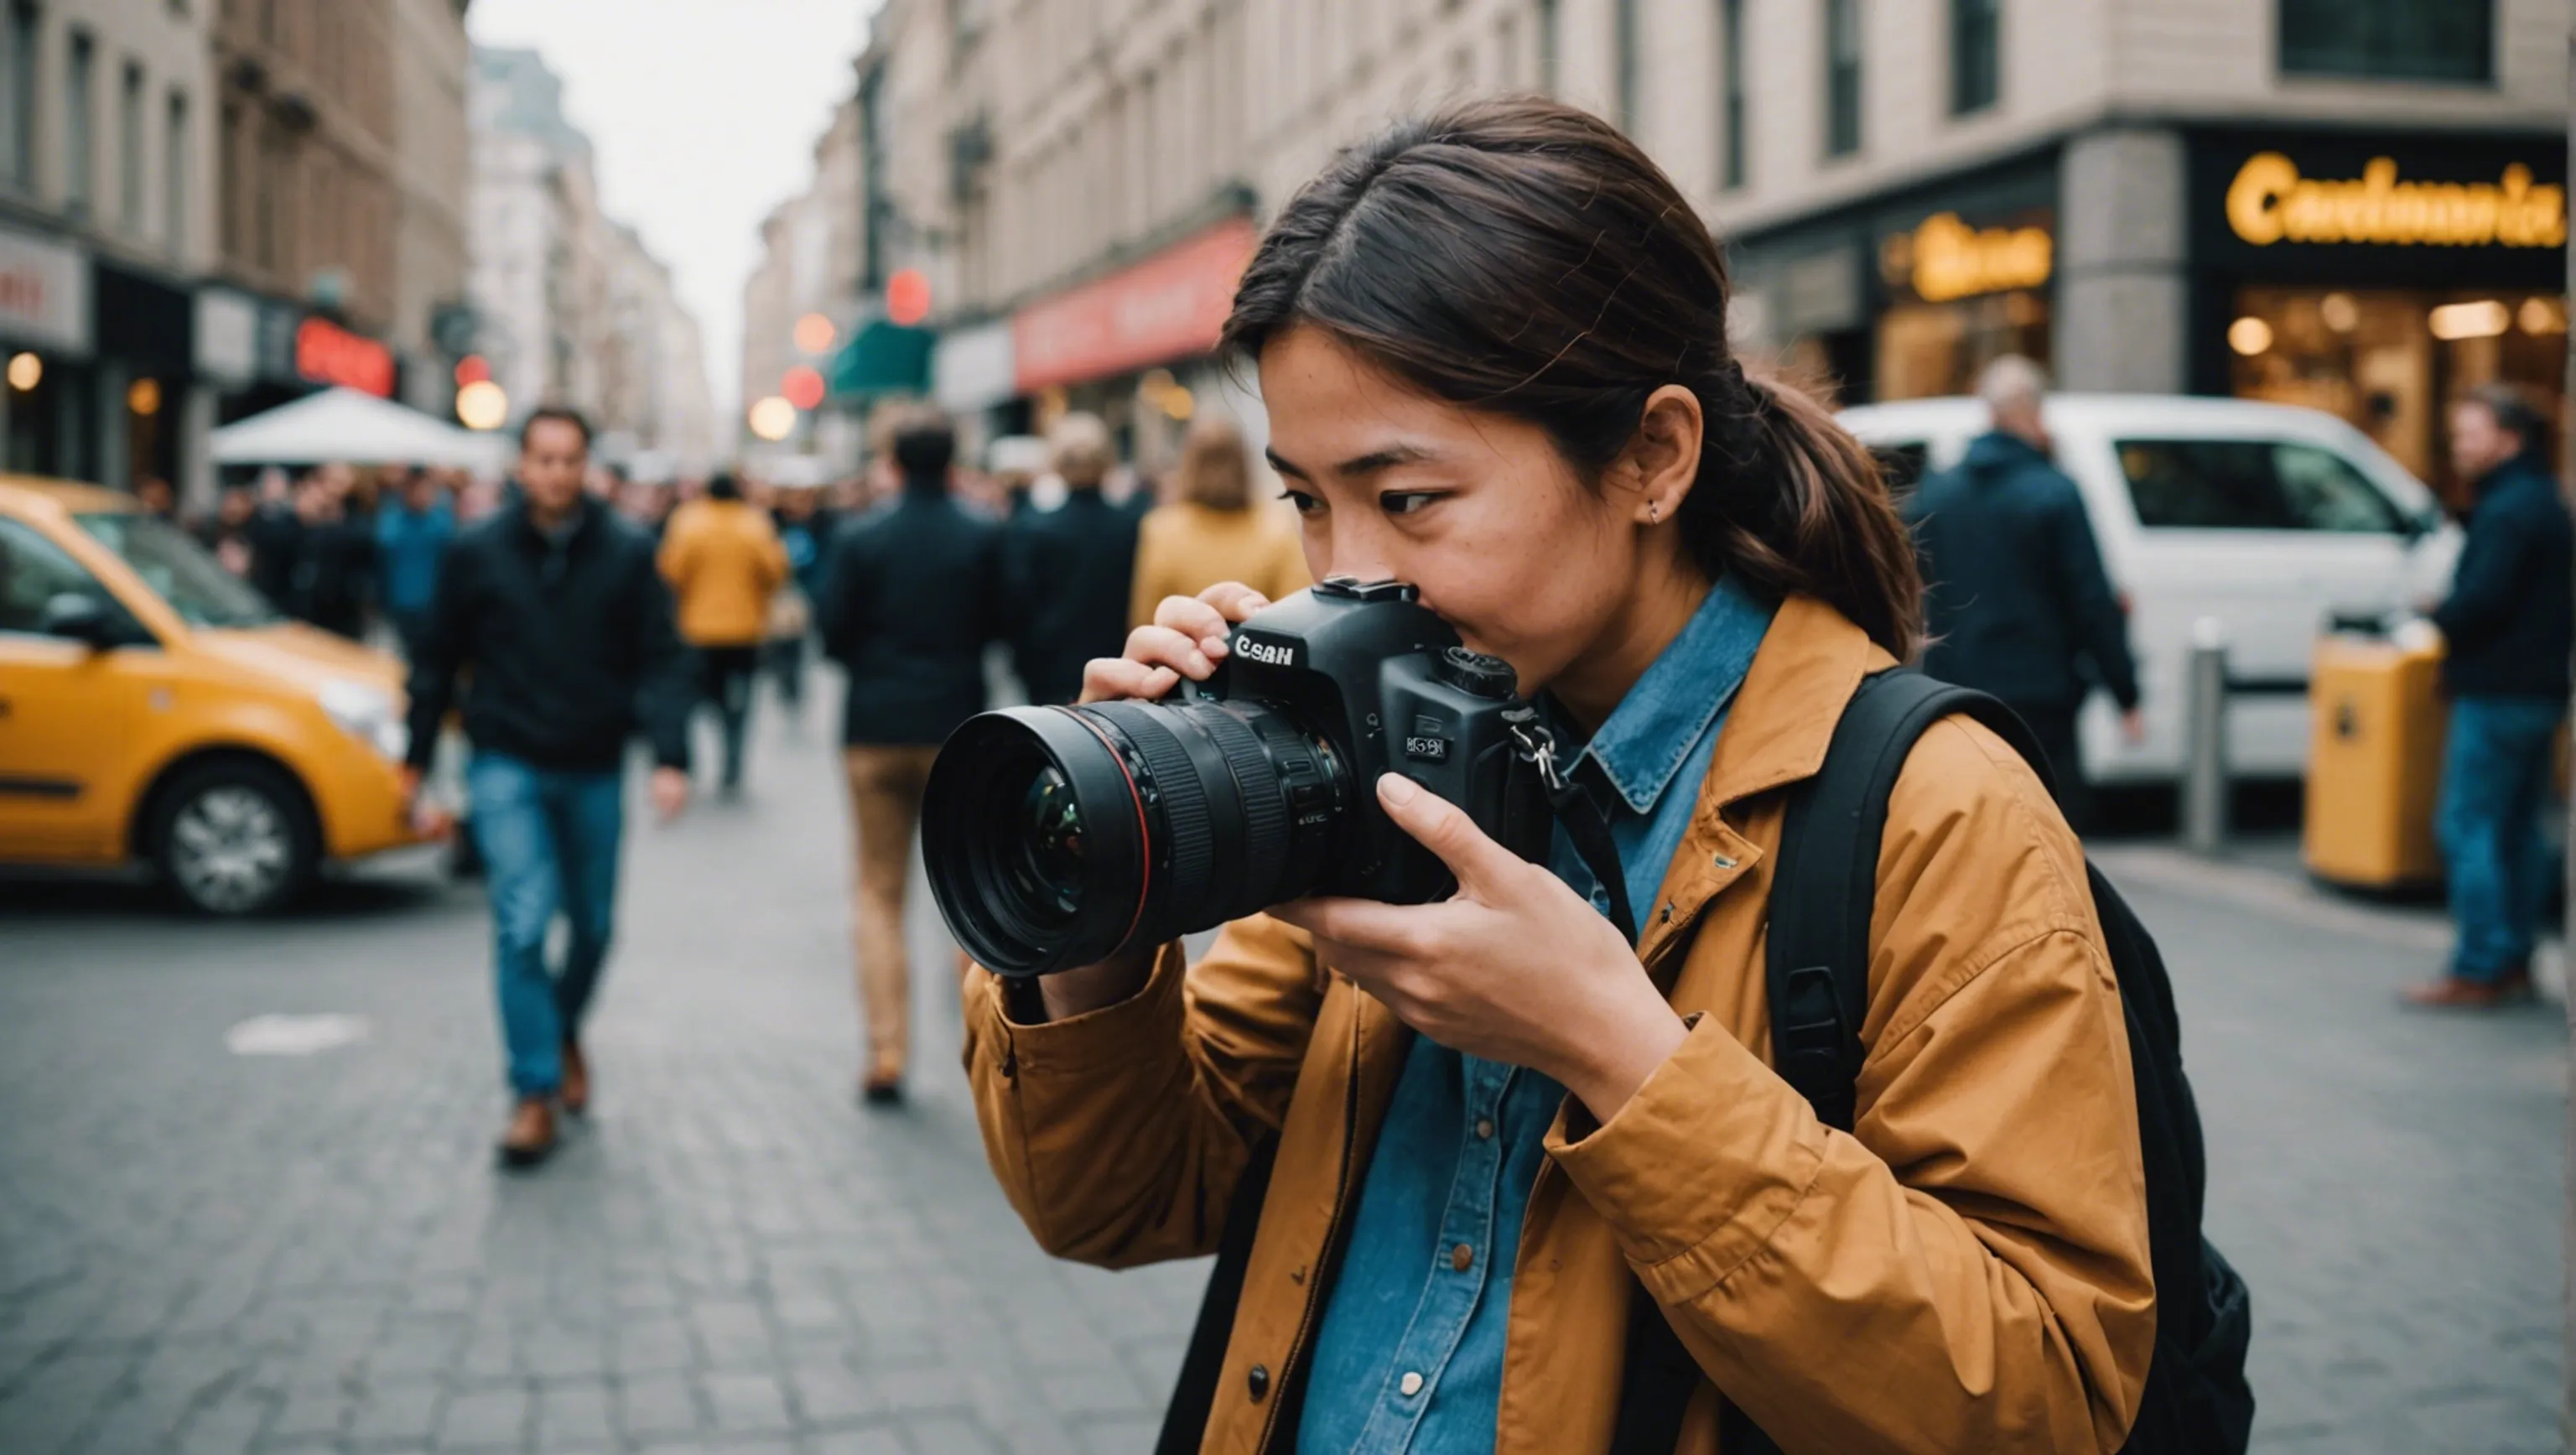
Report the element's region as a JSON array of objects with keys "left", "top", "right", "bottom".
[{"left": 1377, "top": 773, "right": 1518, "bottom": 896}]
